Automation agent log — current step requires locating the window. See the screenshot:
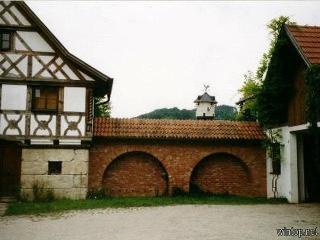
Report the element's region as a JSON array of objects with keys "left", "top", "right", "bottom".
[
  {"left": 48, "top": 161, "right": 62, "bottom": 175},
  {"left": 32, "top": 87, "right": 59, "bottom": 112},
  {"left": 0, "top": 32, "right": 12, "bottom": 51}
]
